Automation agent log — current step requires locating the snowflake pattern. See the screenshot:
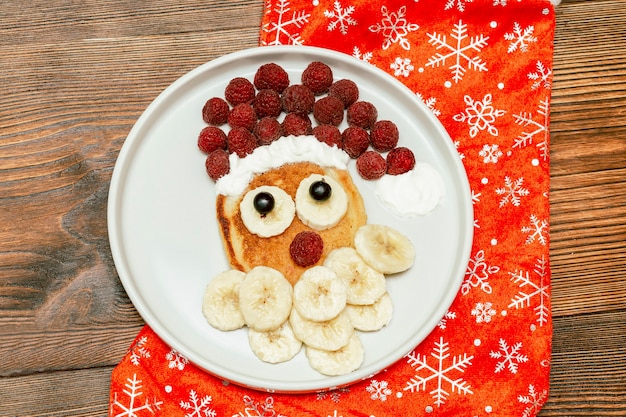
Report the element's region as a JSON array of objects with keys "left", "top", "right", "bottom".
[
  {"left": 437, "top": 310, "right": 457, "bottom": 329},
  {"left": 521, "top": 214, "right": 548, "bottom": 245},
  {"left": 368, "top": 6, "right": 419, "bottom": 50},
  {"left": 390, "top": 57, "right": 414, "bottom": 77},
  {"left": 505, "top": 22, "right": 538, "bottom": 53},
  {"left": 519, "top": 384, "right": 548, "bottom": 417},
  {"left": 404, "top": 337, "right": 474, "bottom": 406},
  {"left": 490, "top": 338, "right": 529, "bottom": 374},
  {"left": 110, "top": 374, "right": 163, "bottom": 417},
  {"left": 528, "top": 61, "right": 552, "bottom": 90},
  {"left": 129, "top": 336, "right": 150, "bottom": 366},
  {"left": 416, "top": 92, "right": 442, "bottom": 117},
  {"left": 471, "top": 302, "right": 497, "bottom": 323},
  {"left": 479, "top": 144, "right": 504, "bottom": 163},
  {"left": 352, "top": 46, "right": 373, "bottom": 62},
  {"left": 426, "top": 20, "right": 489, "bottom": 84},
  {"left": 166, "top": 349, "right": 189, "bottom": 371},
  {"left": 261, "top": 0, "right": 310, "bottom": 46},
  {"left": 508, "top": 255, "right": 550, "bottom": 326},
  {"left": 366, "top": 379, "right": 392, "bottom": 401},
  {"left": 513, "top": 97, "right": 550, "bottom": 161},
  {"left": 324, "top": 1, "right": 357, "bottom": 35},
  {"left": 462, "top": 250, "right": 500, "bottom": 295},
  {"left": 180, "top": 390, "right": 215, "bottom": 417},
  {"left": 316, "top": 387, "right": 350, "bottom": 402},
  {"left": 445, "top": 0, "right": 474, "bottom": 12},
  {"left": 496, "top": 176, "right": 530, "bottom": 207},
  {"left": 454, "top": 94, "right": 505, "bottom": 138},
  {"left": 233, "top": 395, "right": 286, "bottom": 417}
]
